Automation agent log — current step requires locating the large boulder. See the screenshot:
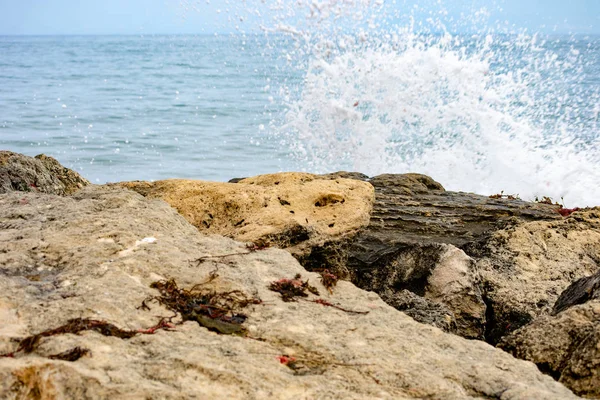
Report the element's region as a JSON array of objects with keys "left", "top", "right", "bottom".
[
  {"left": 0, "top": 151, "right": 89, "bottom": 195},
  {"left": 120, "top": 172, "right": 374, "bottom": 255},
  {"left": 0, "top": 187, "right": 578, "bottom": 399},
  {"left": 301, "top": 173, "right": 564, "bottom": 340},
  {"left": 499, "top": 279, "right": 600, "bottom": 398},
  {"left": 477, "top": 209, "right": 600, "bottom": 344}
]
